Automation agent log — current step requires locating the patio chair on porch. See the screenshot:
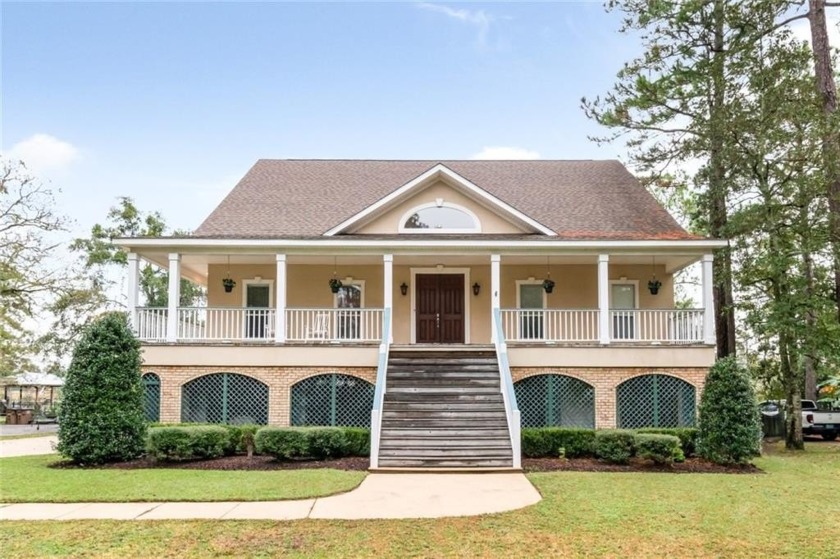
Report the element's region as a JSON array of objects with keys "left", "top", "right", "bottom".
[{"left": 305, "top": 312, "right": 330, "bottom": 342}]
